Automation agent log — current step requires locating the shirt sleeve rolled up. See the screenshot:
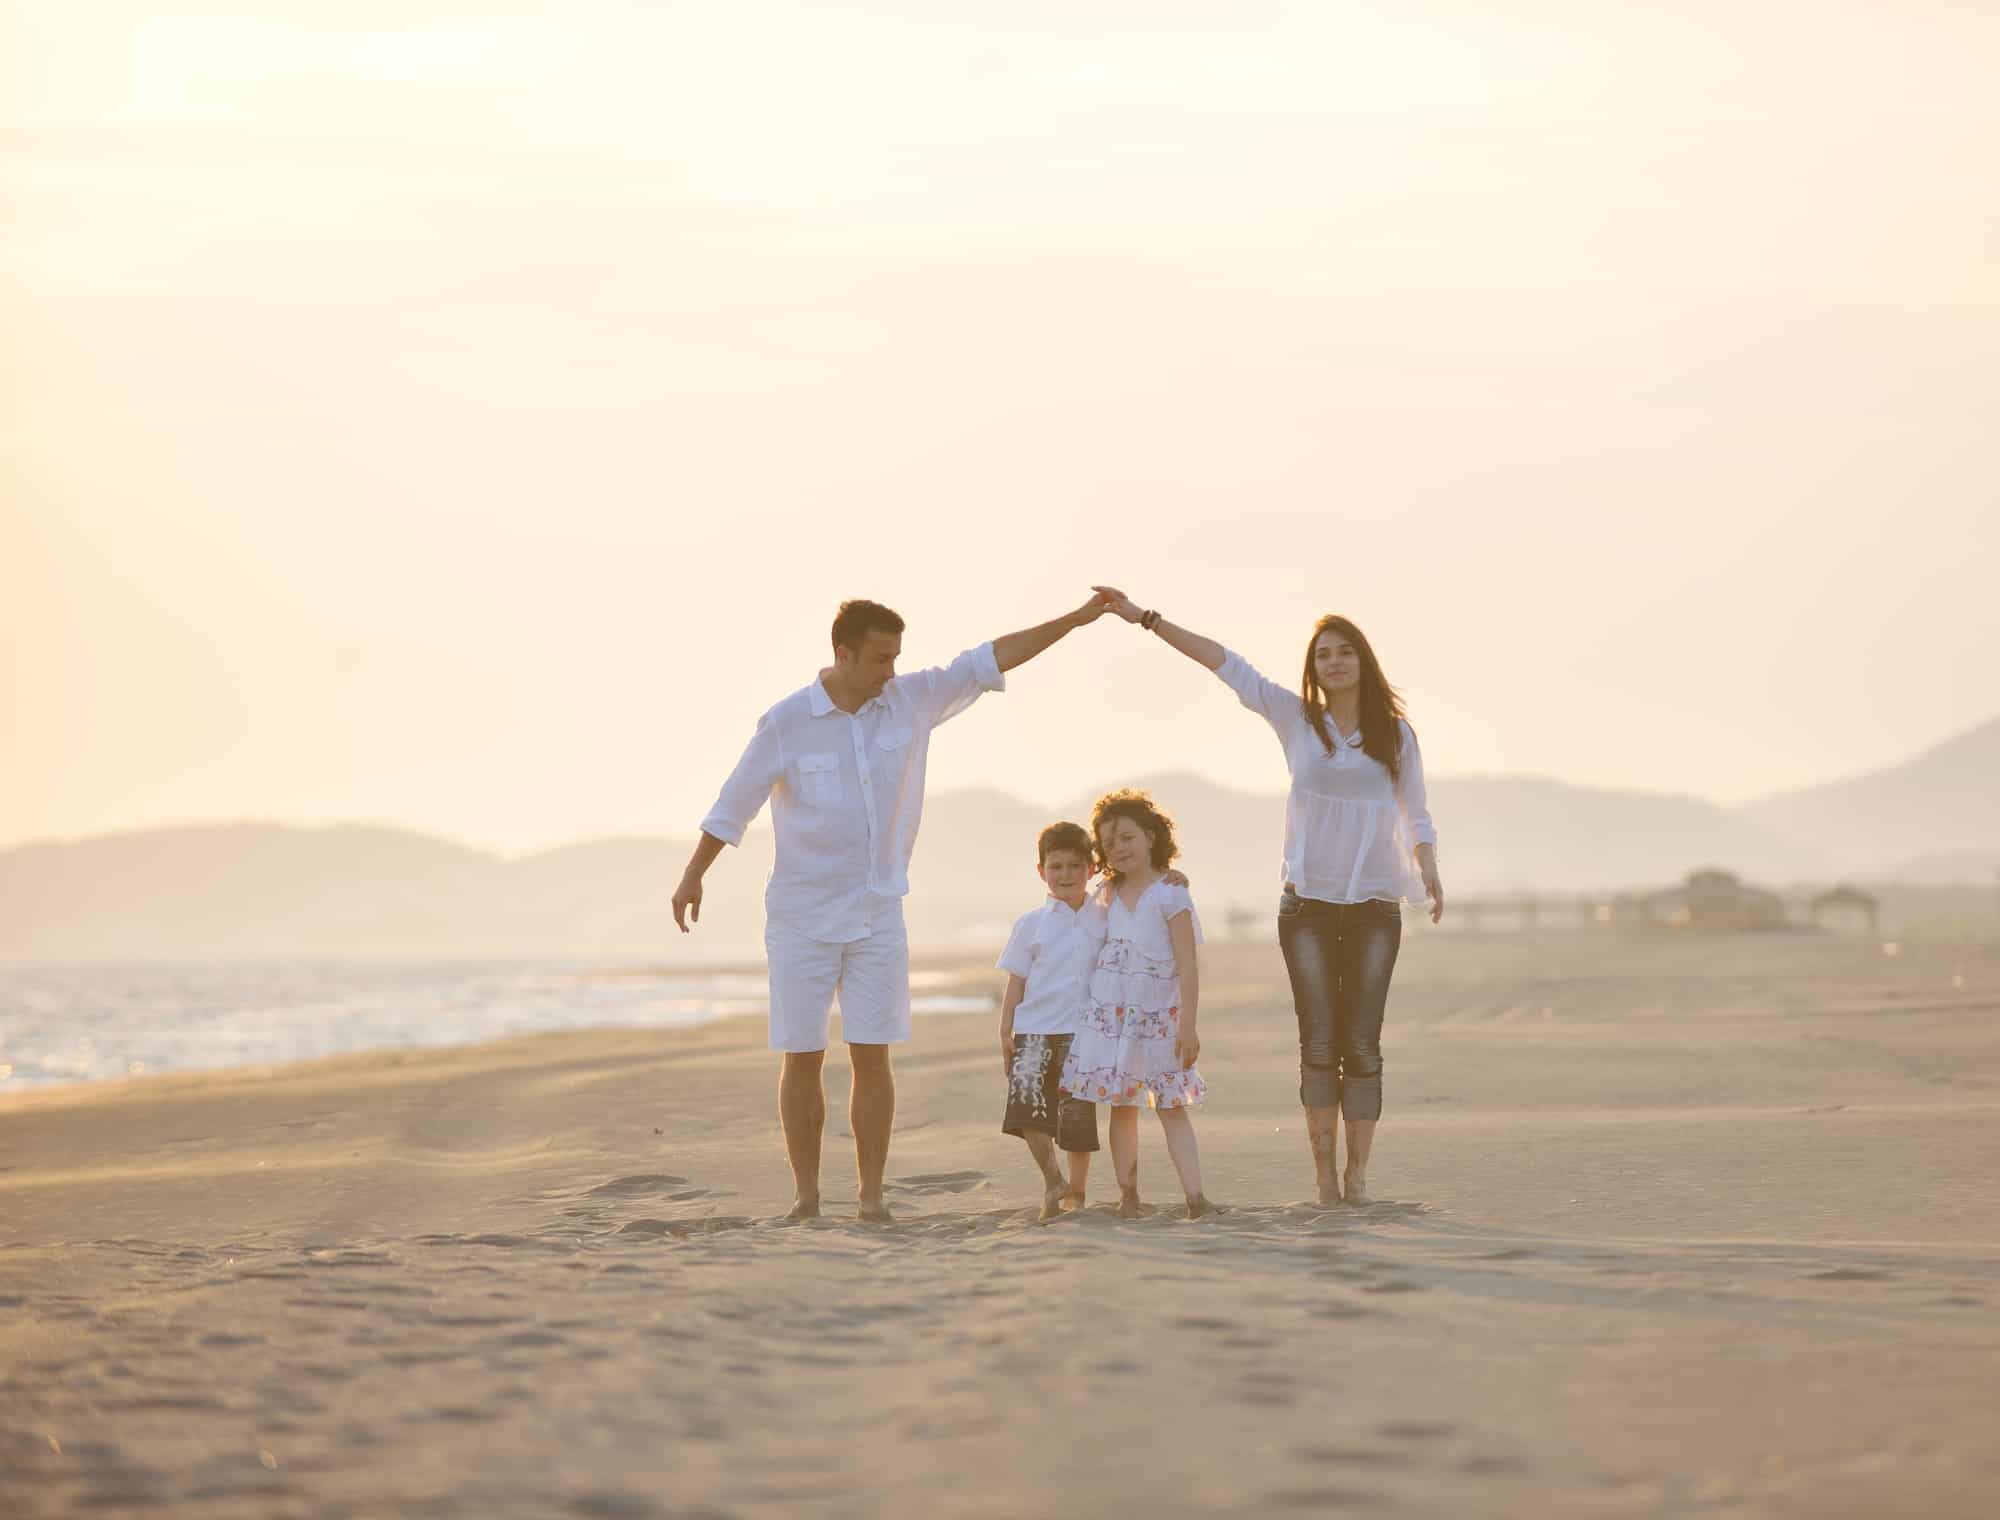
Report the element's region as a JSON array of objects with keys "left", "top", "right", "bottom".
[
  {"left": 697, "top": 714, "right": 784, "bottom": 846},
  {"left": 903, "top": 641, "right": 1005, "bottom": 729}
]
